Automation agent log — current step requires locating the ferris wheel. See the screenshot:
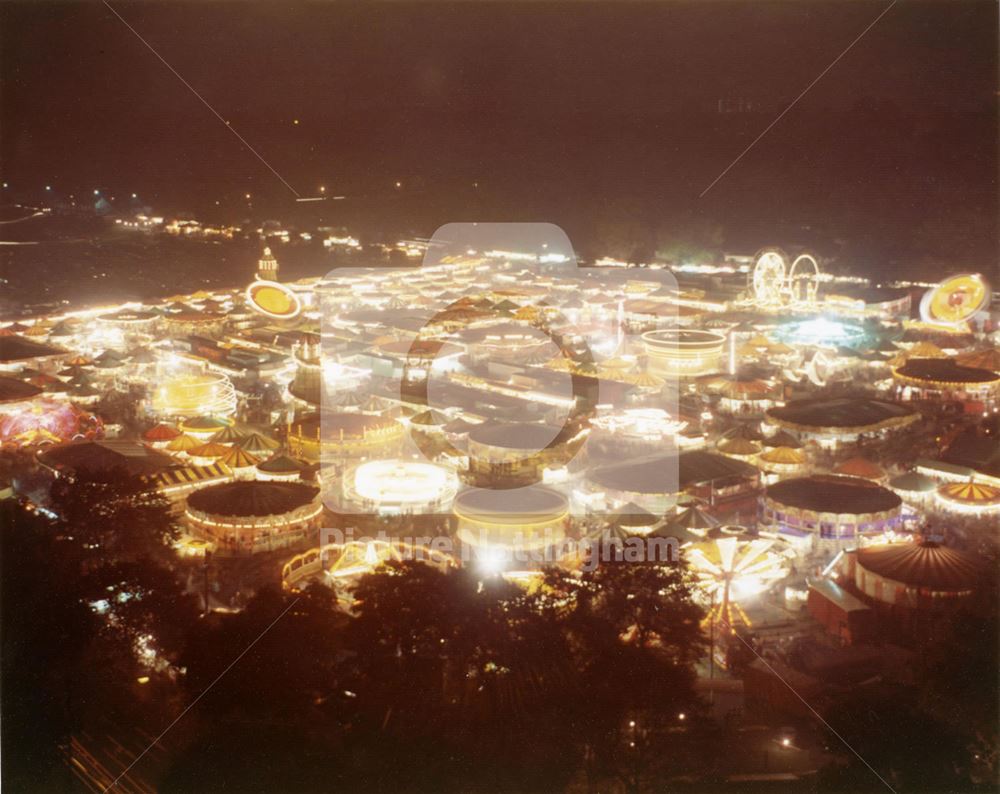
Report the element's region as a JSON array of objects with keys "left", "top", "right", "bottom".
[
  {"left": 751, "top": 249, "right": 787, "bottom": 307},
  {"left": 788, "top": 254, "right": 820, "bottom": 305}
]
